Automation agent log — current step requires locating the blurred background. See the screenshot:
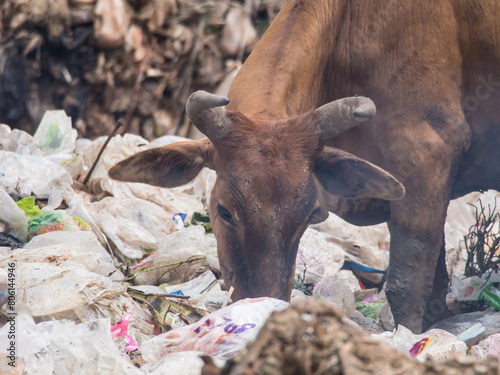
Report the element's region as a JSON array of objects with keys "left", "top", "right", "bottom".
[{"left": 0, "top": 0, "right": 285, "bottom": 139}]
